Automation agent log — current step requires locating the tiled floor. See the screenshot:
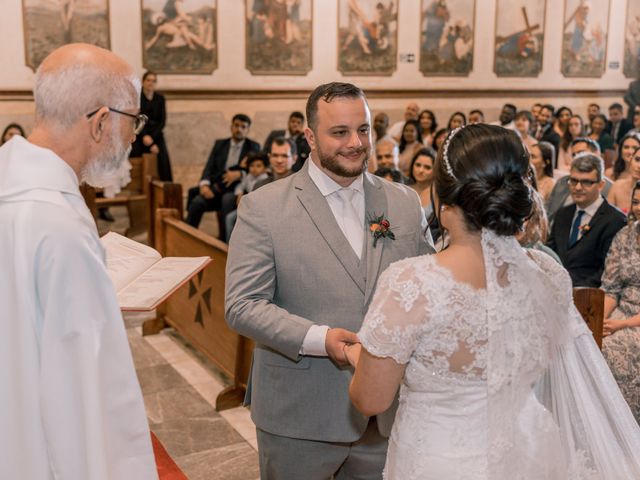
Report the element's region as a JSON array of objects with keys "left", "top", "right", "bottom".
[{"left": 126, "top": 313, "right": 260, "bottom": 480}]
